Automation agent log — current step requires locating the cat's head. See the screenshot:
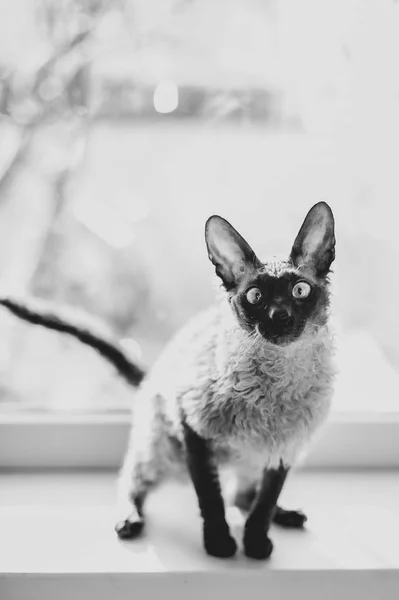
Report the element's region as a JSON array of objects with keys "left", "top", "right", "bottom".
[{"left": 205, "top": 202, "right": 335, "bottom": 346}]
